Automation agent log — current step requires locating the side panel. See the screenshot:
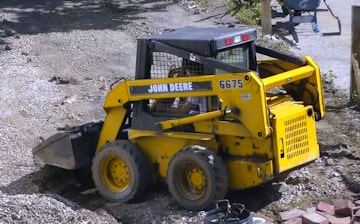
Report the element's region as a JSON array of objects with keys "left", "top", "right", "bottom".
[
  {"left": 271, "top": 103, "right": 319, "bottom": 173},
  {"left": 129, "top": 130, "right": 217, "bottom": 178},
  {"left": 219, "top": 135, "right": 274, "bottom": 190},
  {"left": 219, "top": 135, "right": 273, "bottom": 158},
  {"left": 225, "top": 159, "right": 273, "bottom": 189}
]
